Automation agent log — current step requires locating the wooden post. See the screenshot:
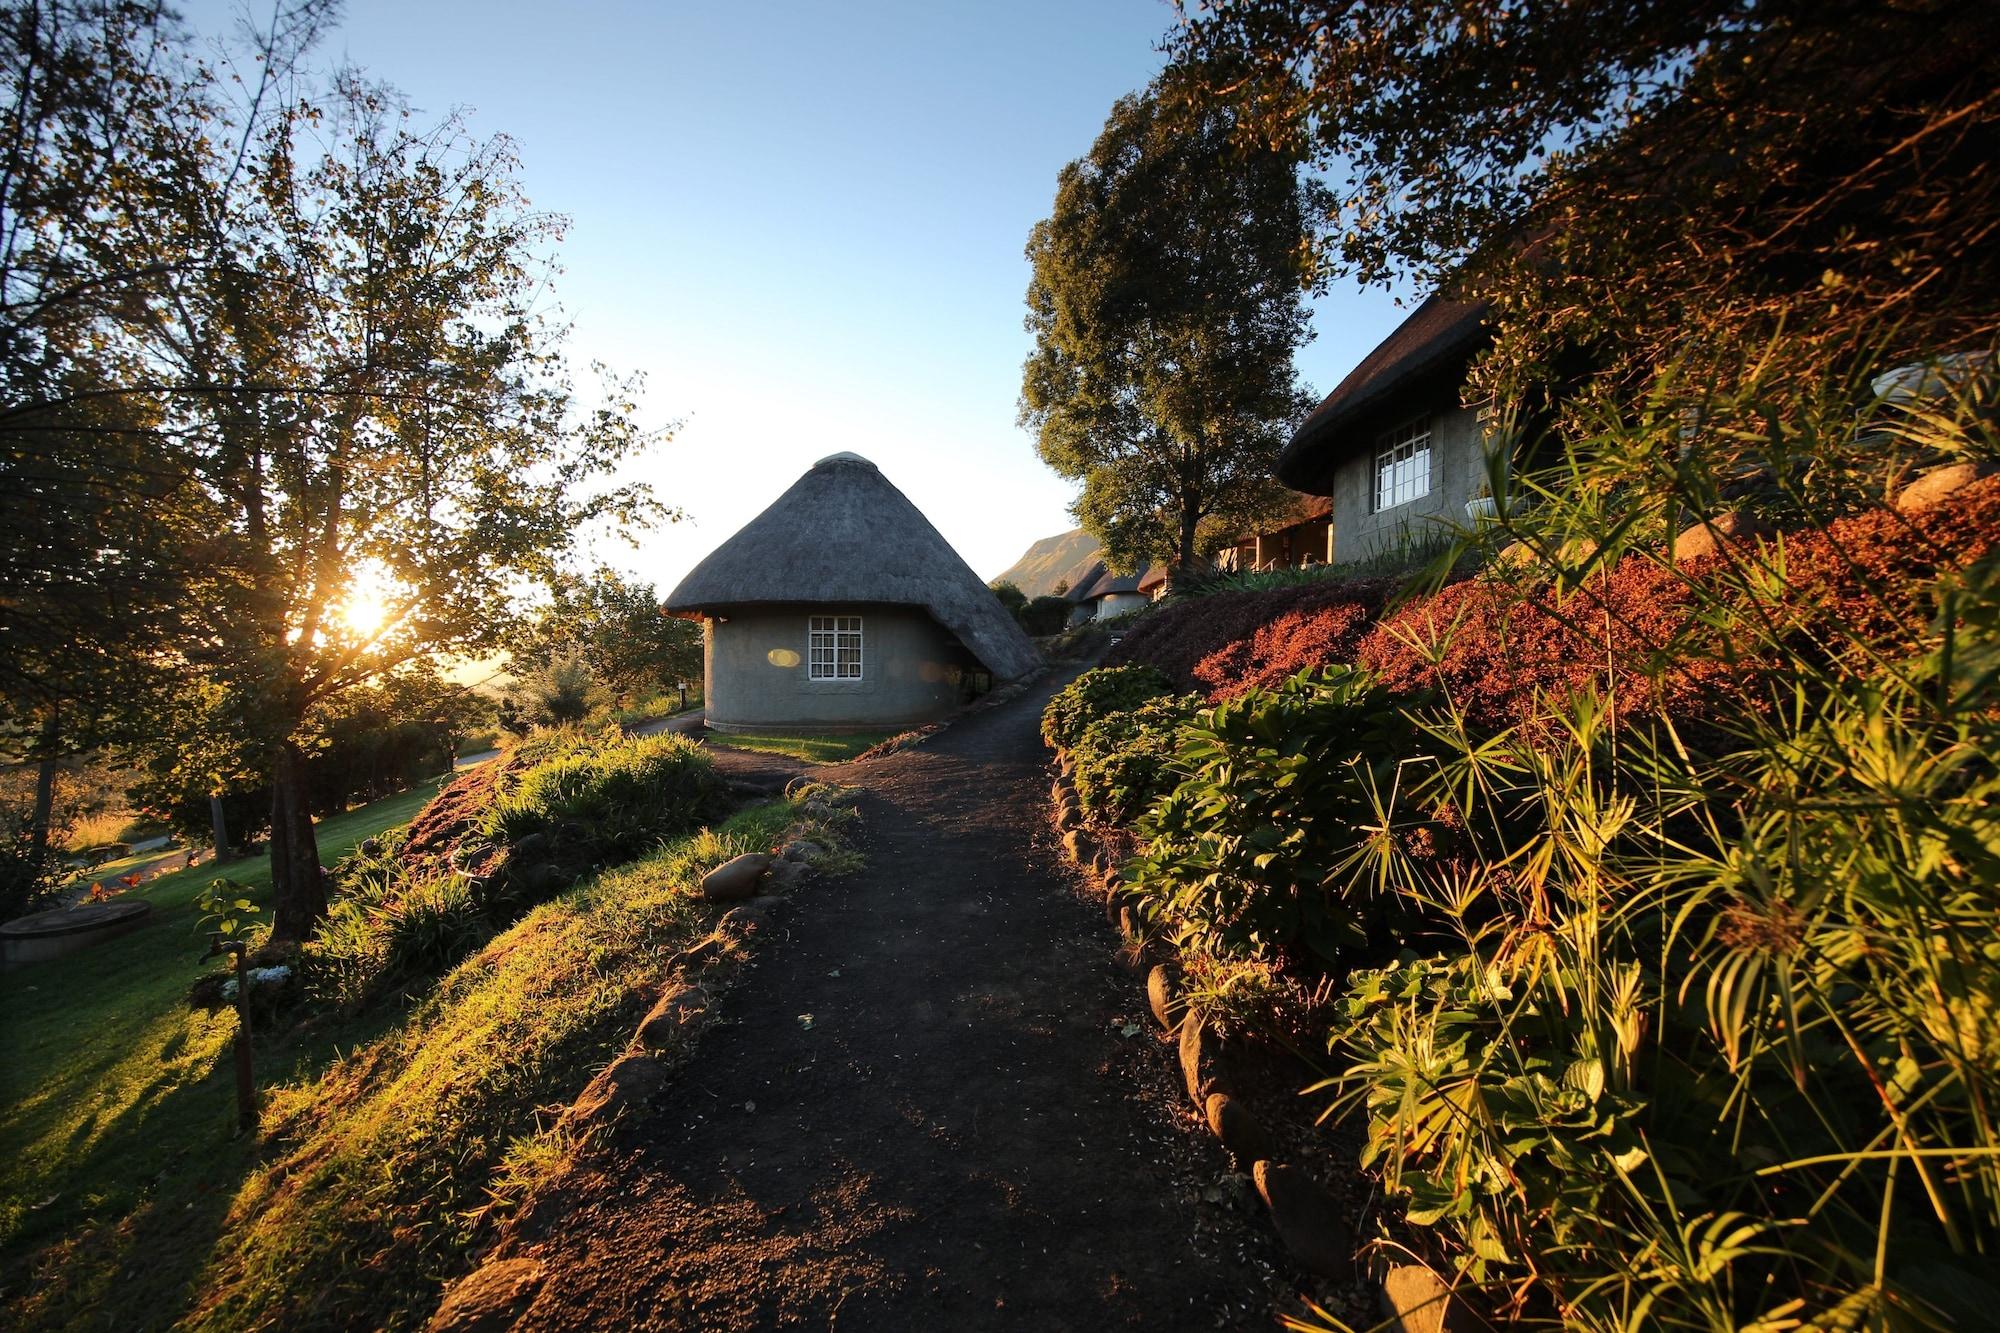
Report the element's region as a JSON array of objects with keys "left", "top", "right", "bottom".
[
  {"left": 206, "top": 933, "right": 258, "bottom": 1133},
  {"left": 231, "top": 943, "right": 256, "bottom": 1133}
]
